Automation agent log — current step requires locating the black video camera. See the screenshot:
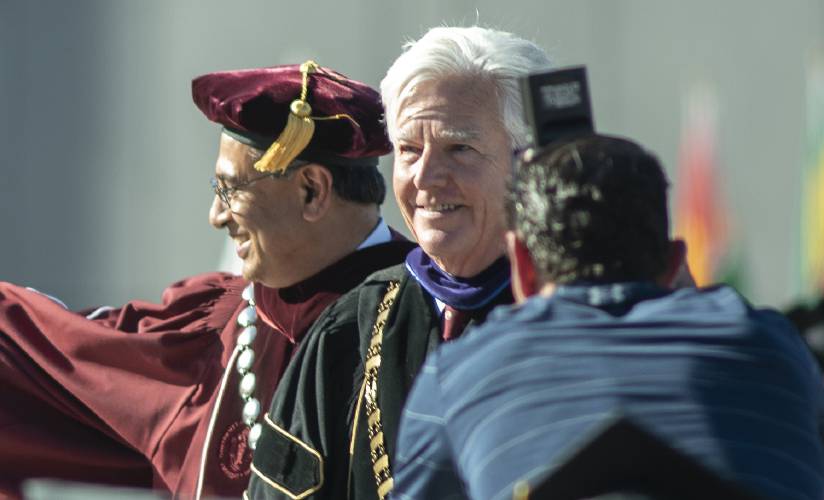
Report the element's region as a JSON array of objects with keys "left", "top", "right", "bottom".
[{"left": 519, "top": 66, "right": 595, "bottom": 149}]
